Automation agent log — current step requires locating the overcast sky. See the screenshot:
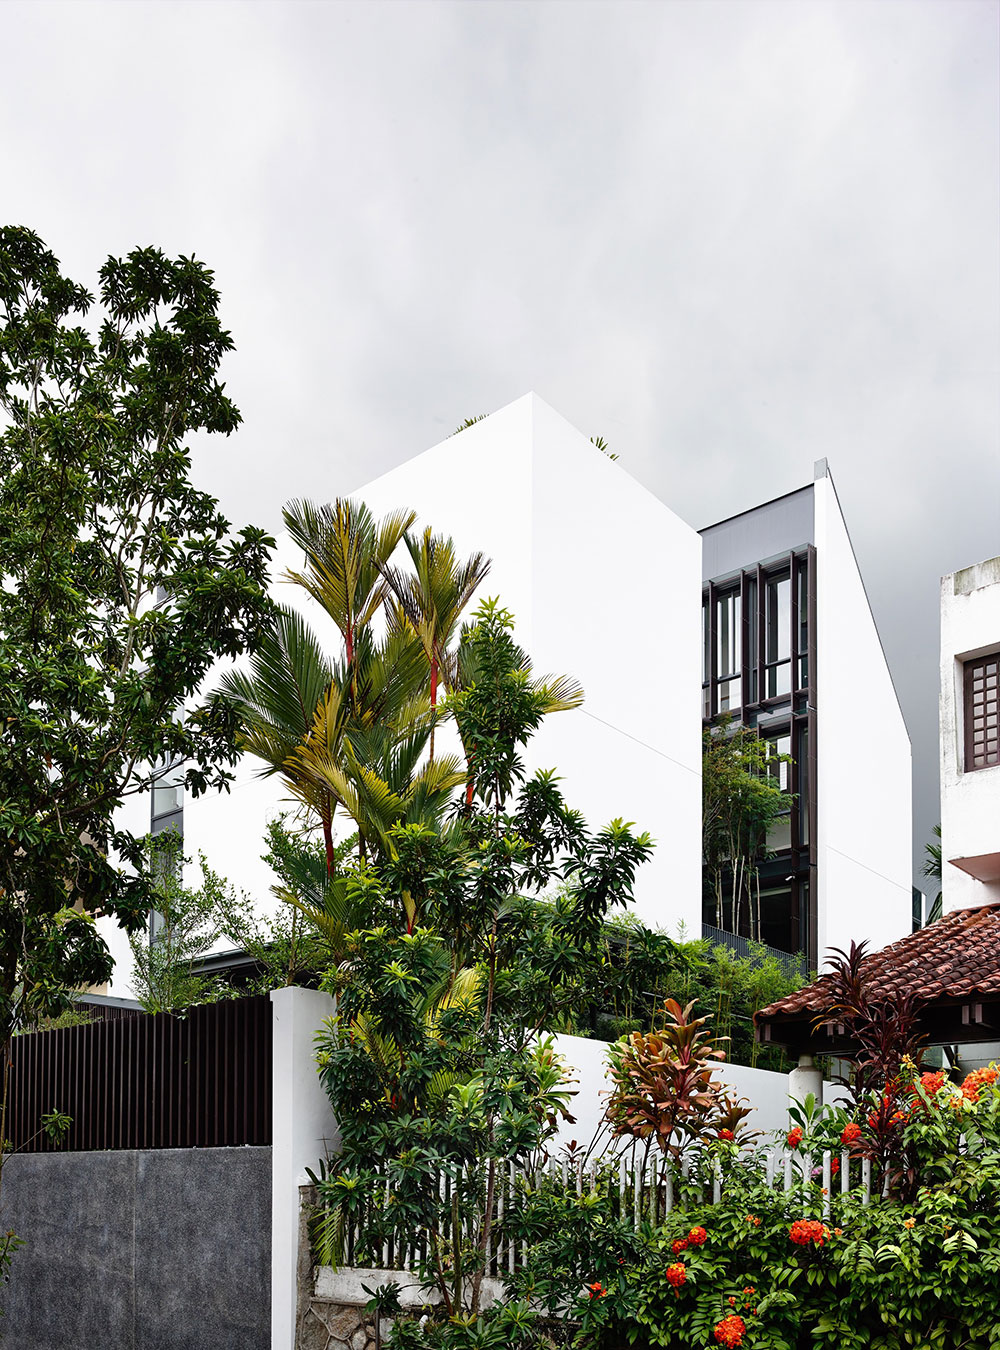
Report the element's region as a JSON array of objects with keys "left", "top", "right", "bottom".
[{"left": 3, "top": 0, "right": 998, "bottom": 887}]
